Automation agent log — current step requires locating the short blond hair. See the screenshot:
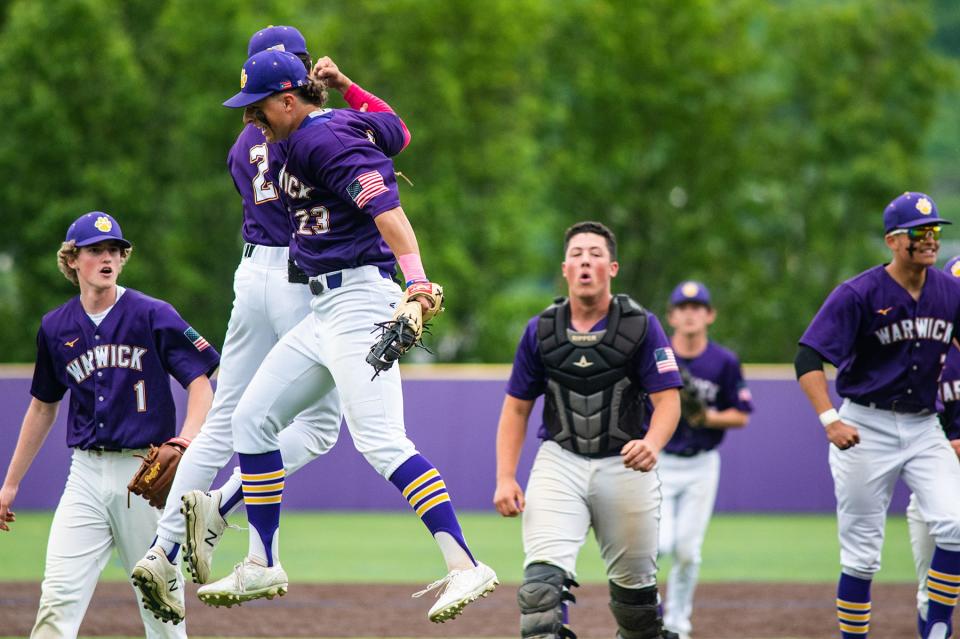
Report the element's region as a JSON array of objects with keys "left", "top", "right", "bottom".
[{"left": 57, "top": 240, "right": 132, "bottom": 287}]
